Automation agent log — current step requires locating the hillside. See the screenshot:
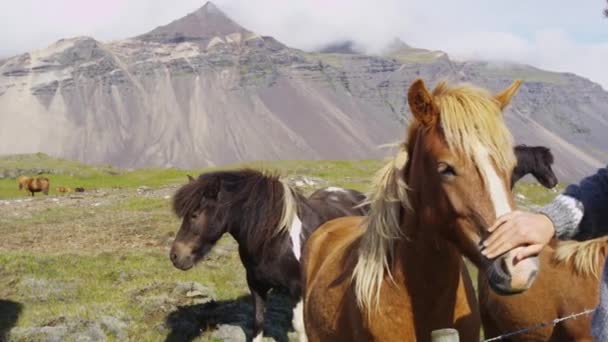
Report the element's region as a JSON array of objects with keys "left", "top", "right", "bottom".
[{"left": 0, "top": 2, "right": 607, "bottom": 182}]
